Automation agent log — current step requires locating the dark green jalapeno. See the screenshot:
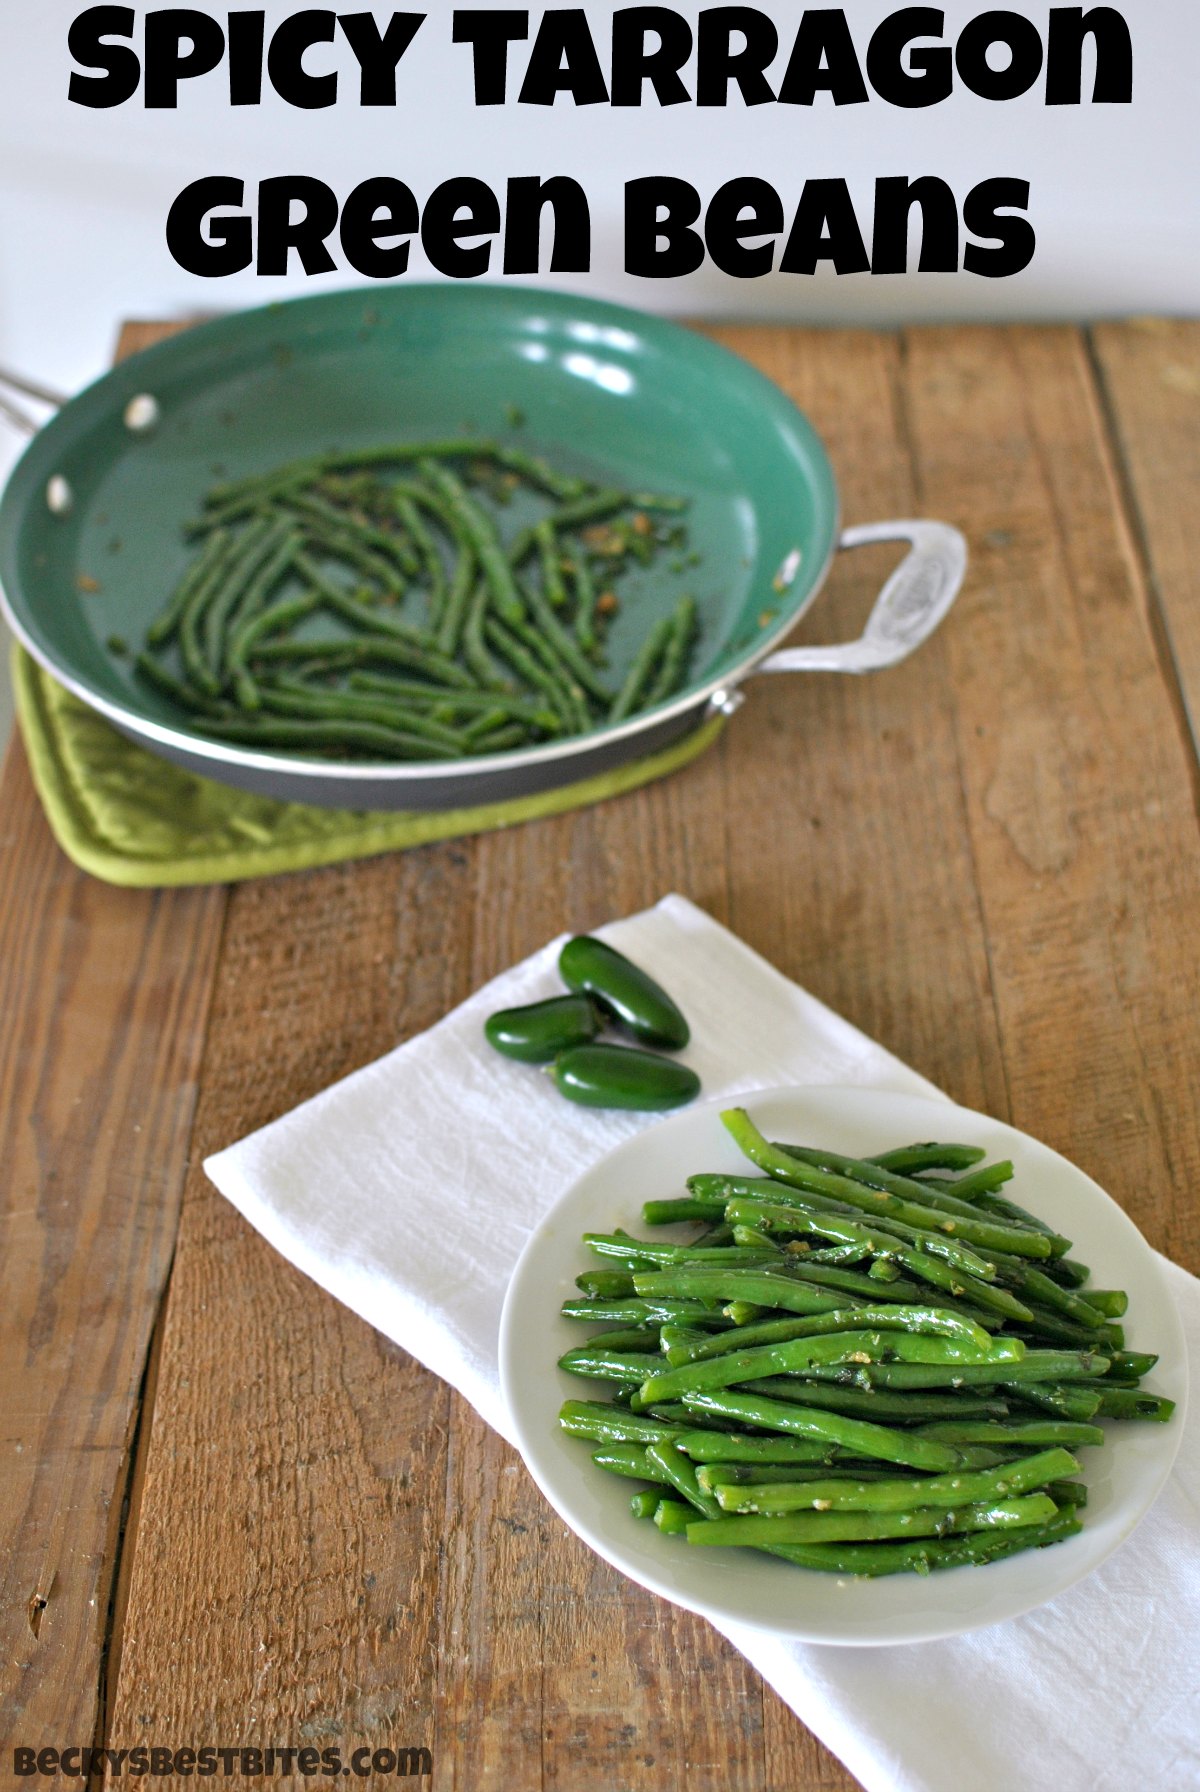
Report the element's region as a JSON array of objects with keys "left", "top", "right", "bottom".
[
  {"left": 552, "top": 1043, "right": 700, "bottom": 1111},
  {"left": 558, "top": 936, "right": 690, "bottom": 1050},
  {"left": 484, "top": 994, "right": 599, "bottom": 1063}
]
